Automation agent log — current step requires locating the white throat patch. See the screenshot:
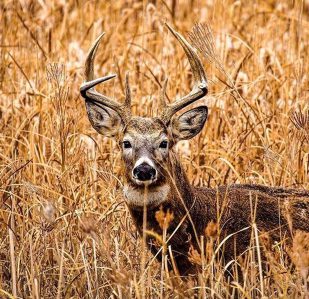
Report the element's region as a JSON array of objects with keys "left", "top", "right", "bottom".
[{"left": 123, "top": 184, "right": 170, "bottom": 207}]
